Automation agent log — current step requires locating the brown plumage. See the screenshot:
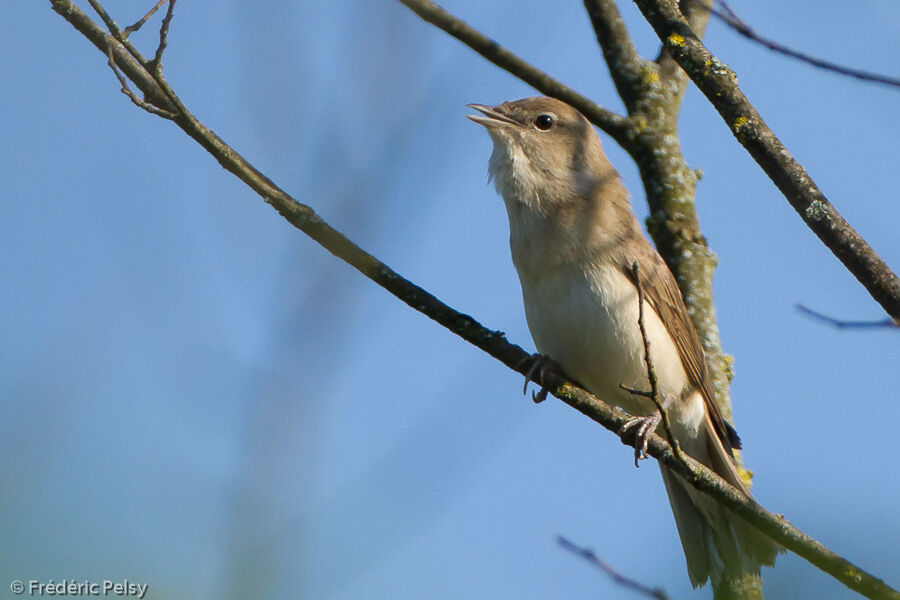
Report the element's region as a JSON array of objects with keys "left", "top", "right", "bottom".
[{"left": 469, "top": 96, "right": 781, "bottom": 588}]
